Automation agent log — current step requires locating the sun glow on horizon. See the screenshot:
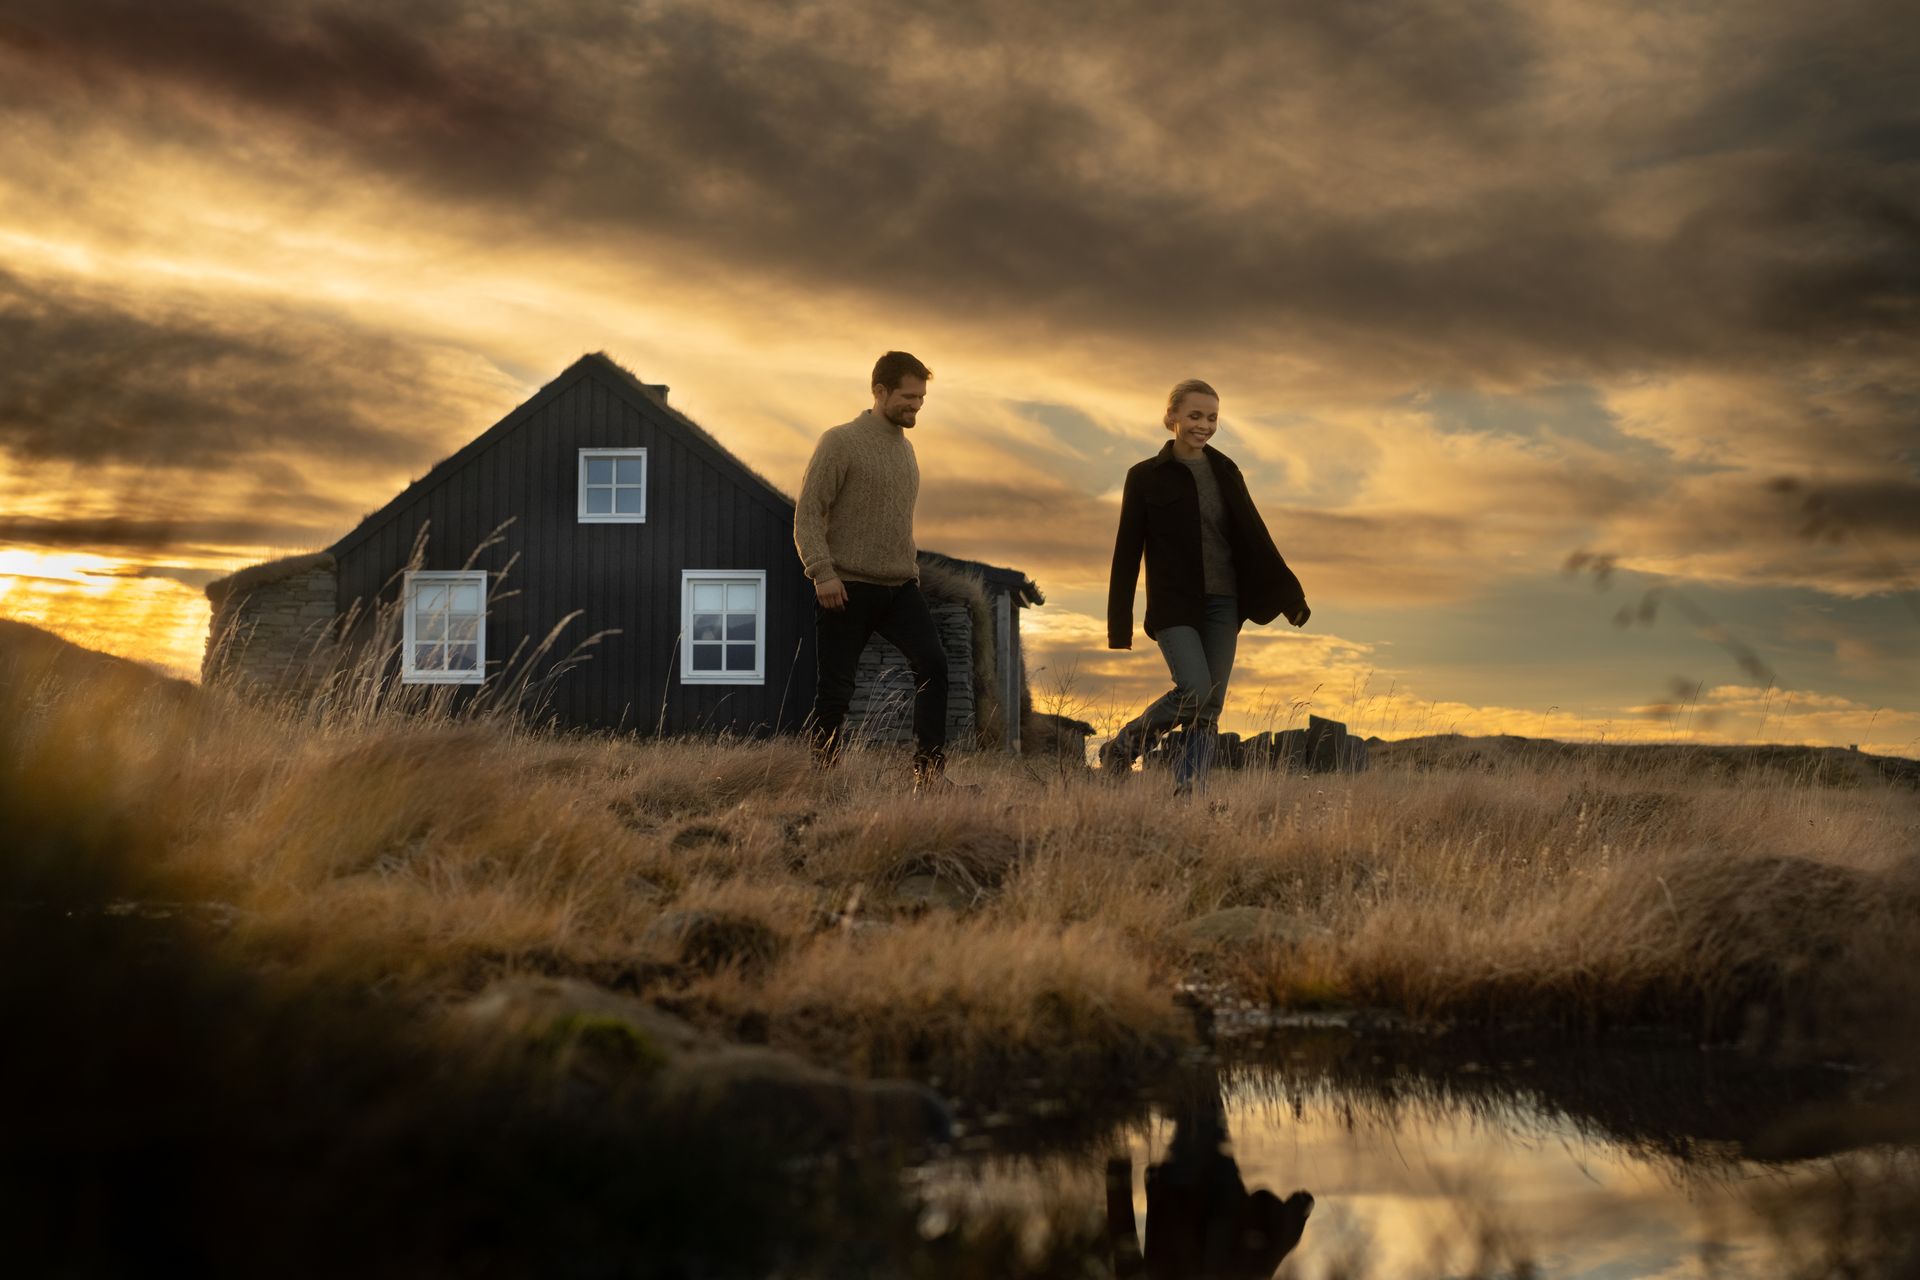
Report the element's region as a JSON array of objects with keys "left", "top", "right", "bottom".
[{"left": 0, "top": 549, "right": 209, "bottom": 678}]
